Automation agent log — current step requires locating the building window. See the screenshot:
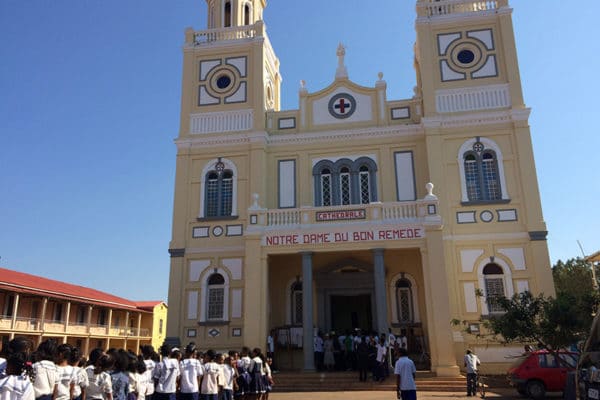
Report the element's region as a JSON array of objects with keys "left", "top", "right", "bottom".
[
  {"left": 459, "top": 138, "right": 508, "bottom": 204},
  {"left": 207, "top": 273, "right": 225, "bottom": 320},
  {"left": 320, "top": 169, "right": 332, "bottom": 206},
  {"left": 244, "top": 3, "right": 251, "bottom": 25},
  {"left": 339, "top": 167, "right": 351, "bottom": 205},
  {"left": 97, "top": 309, "right": 107, "bottom": 326},
  {"left": 483, "top": 263, "right": 505, "bottom": 313},
  {"left": 76, "top": 306, "right": 86, "bottom": 324},
  {"left": 53, "top": 303, "right": 63, "bottom": 322},
  {"left": 313, "top": 157, "right": 378, "bottom": 206},
  {"left": 359, "top": 166, "right": 371, "bottom": 204},
  {"left": 291, "top": 281, "right": 303, "bottom": 326},
  {"left": 200, "top": 158, "right": 238, "bottom": 219},
  {"left": 224, "top": 1, "right": 231, "bottom": 27},
  {"left": 4, "top": 295, "right": 15, "bottom": 317},
  {"left": 395, "top": 278, "right": 414, "bottom": 323}
]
